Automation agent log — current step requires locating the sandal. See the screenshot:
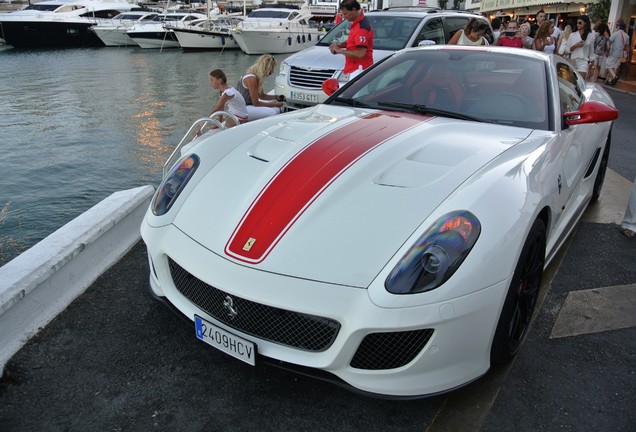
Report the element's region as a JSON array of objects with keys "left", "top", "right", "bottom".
[{"left": 622, "top": 228, "right": 636, "bottom": 238}]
